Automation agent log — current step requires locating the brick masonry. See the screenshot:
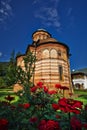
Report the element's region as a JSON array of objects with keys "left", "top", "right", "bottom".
[{"left": 16, "top": 29, "right": 72, "bottom": 95}]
